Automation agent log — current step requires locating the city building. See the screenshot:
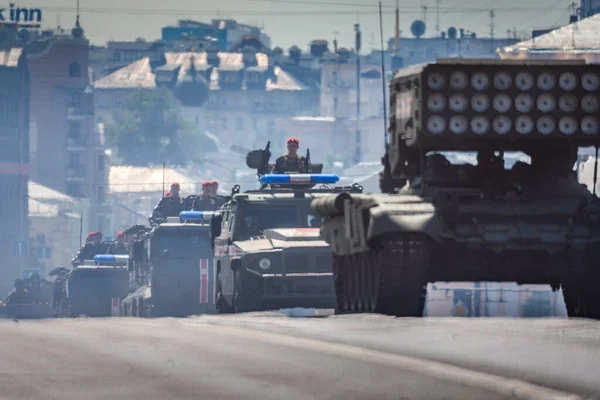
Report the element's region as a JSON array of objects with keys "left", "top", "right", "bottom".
[
  {"left": 94, "top": 38, "right": 319, "bottom": 156},
  {"left": 161, "top": 19, "right": 271, "bottom": 52},
  {"left": 498, "top": 13, "right": 600, "bottom": 62},
  {"left": 89, "top": 39, "right": 166, "bottom": 81},
  {"left": 580, "top": 0, "right": 600, "bottom": 19},
  {"left": 25, "top": 19, "right": 110, "bottom": 235},
  {"left": 0, "top": 45, "right": 30, "bottom": 295},
  {"left": 28, "top": 181, "right": 91, "bottom": 274},
  {"left": 387, "top": 33, "right": 519, "bottom": 67}
]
